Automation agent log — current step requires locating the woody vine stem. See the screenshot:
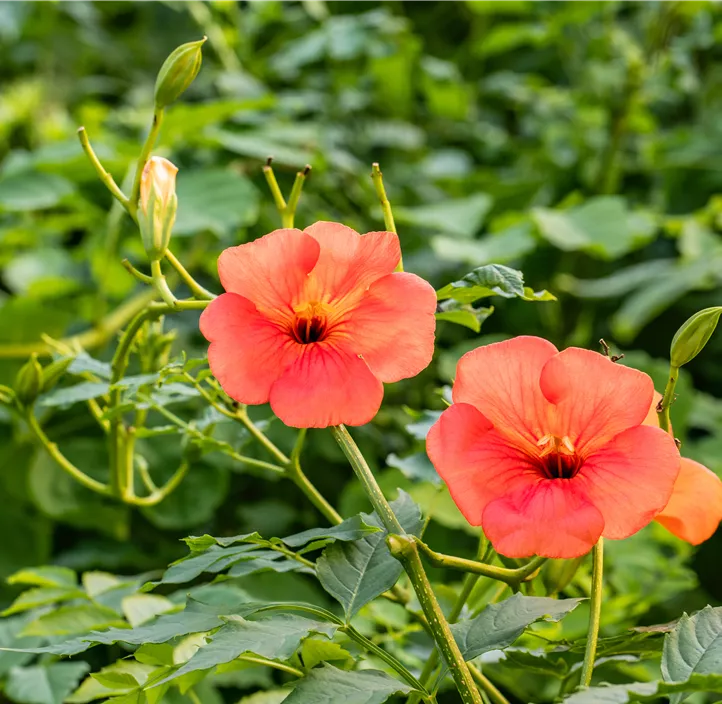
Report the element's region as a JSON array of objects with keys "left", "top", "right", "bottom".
[{"left": 331, "top": 424, "right": 483, "bottom": 704}]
